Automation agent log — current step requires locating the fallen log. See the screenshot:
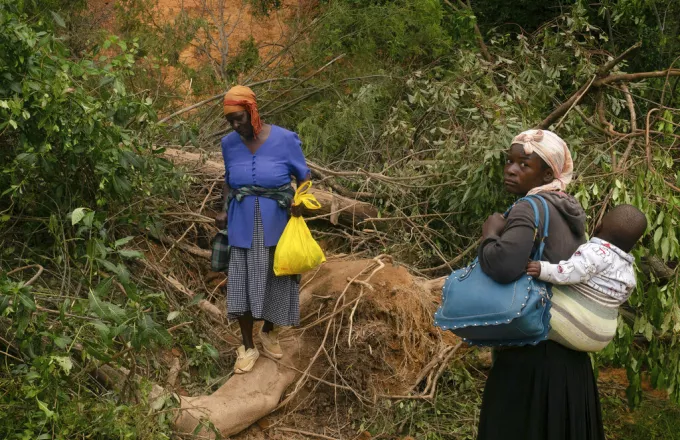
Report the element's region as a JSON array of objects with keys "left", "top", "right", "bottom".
[
  {"left": 162, "top": 148, "right": 379, "bottom": 226},
  {"left": 173, "top": 341, "right": 298, "bottom": 438}
]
